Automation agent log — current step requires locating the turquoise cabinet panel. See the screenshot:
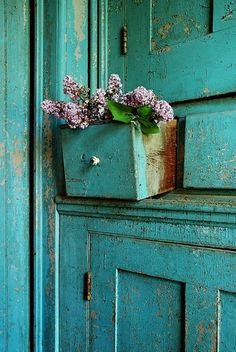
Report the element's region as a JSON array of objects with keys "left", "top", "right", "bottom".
[
  {"left": 57, "top": 194, "right": 236, "bottom": 351},
  {"left": 91, "top": 235, "right": 234, "bottom": 351},
  {"left": 184, "top": 110, "right": 236, "bottom": 188},
  {"left": 106, "top": 0, "right": 236, "bottom": 102},
  {"left": 0, "top": 1, "right": 30, "bottom": 351},
  {"left": 34, "top": 1, "right": 90, "bottom": 350}
]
